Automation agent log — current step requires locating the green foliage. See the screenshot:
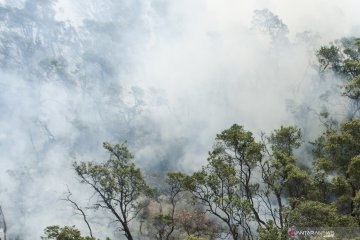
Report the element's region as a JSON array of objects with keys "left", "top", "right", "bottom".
[
  {"left": 166, "top": 171, "right": 186, "bottom": 197},
  {"left": 181, "top": 124, "right": 263, "bottom": 239},
  {"left": 74, "top": 143, "right": 150, "bottom": 204},
  {"left": 317, "top": 38, "right": 360, "bottom": 118},
  {"left": 344, "top": 59, "right": 360, "bottom": 77},
  {"left": 264, "top": 126, "right": 310, "bottom": 203},
  {"left": 73, "top": 142, "right": 151, "bottom": 240},
  {"left": 332, "top": 176, "right": 352, "bottom": 196},
  {"left": 342, "top": 119, "right": 360, "bottom": 143},
  {"left": 63, "top": 119, "right": 360, "bottom": 239},
  {"left": 45, "top": 113, "right": 360, "bottom": 239},
  {"left": 257, "top": 221, "right": 286, "bottom": 240},
  {"left": 311, "top": 119, "right": 360, "bottom": 219},
  {"left": 308, "top": 168, "right": 332, "bottom": 202},
  {"left": 345, "top": 75, "right": 360, "bottom": 100},
  {"left": 326, "top": 132, "right": 355, "bottom": 169},
  {"left": 215, "top": 124, "right": 264, "bottom": 166},
  {"left": 41, "top": 225, "right": 95, "bottom": 240},
  {"left": 314, "top": 157, "right": 334, "bottom": 172},
  {"left": 316, "top": 45, "right": 341, "bottom": 71},
  {"left": 289, "top": 201, "right": 357, "bottom": 227},
  {"left": 269, "top": 126, "right": 302, "bottom": 155},
  {"left": 285, "top": 164, "right": 310, "bottom": 199},
  {"left": 316, "top": 119, "right": 360, "bottom": 174},
  {"left": 181, "top": 125, "right": 310, "bottom": 239},
  {"left": 184, "top": 235, "right": 206, "bottom": 240},
  {"left": 353, "top": 190, "right": 360, "bottom": 222}
]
